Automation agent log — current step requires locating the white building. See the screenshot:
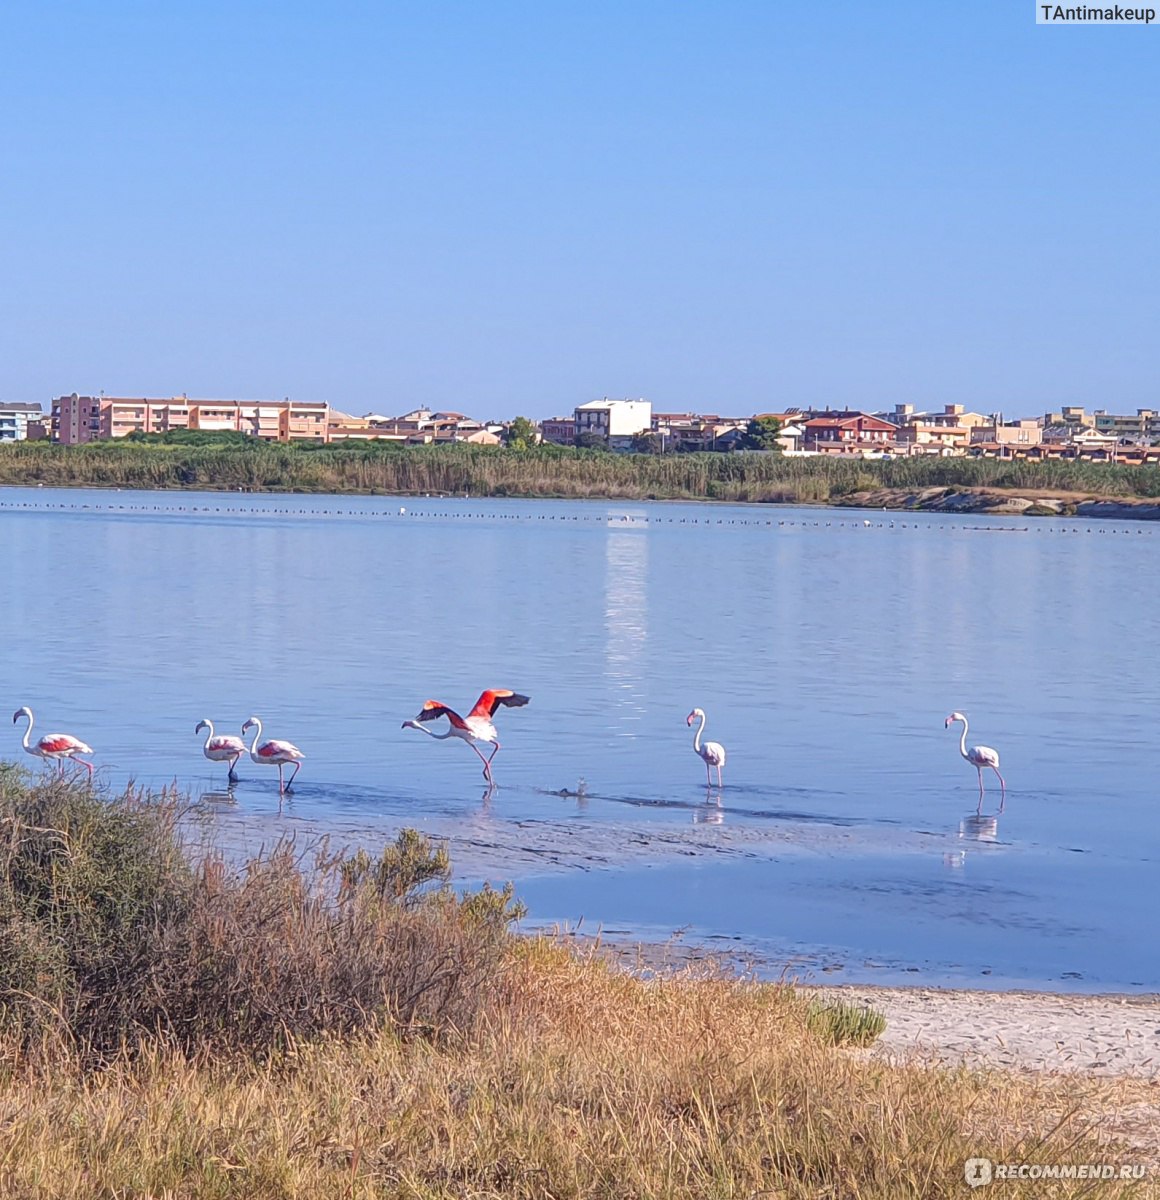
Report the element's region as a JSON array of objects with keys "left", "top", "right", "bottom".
[
  {"left": 573, "top": 397, "right": 653, "bottom": 442},
  {"left": 0, "top": 403, "right": 44, "bottom": 441}
]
